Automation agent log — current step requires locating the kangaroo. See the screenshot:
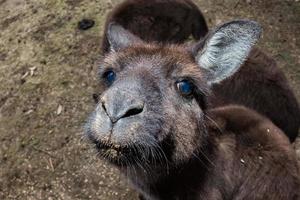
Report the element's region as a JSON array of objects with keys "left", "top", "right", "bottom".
[
  {"left": 101, "top": 0, "right": 208, "bottom": 54},
  {"left": 100, "top": 0, "right": 300, "bottom": 142},
  {"left": 85, "top": 20, "right": 300, "bottom": 199},
  {"left": 209, "top": 47, "right": 300, "bottom": 142}
]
